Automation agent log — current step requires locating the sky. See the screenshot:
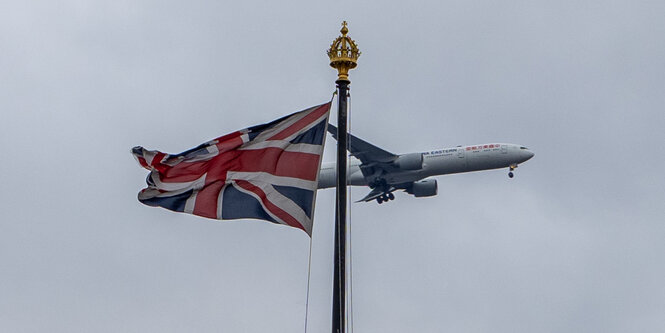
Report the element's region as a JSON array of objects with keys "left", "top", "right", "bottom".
[{"left": 1, "top": 0, "right": 665, "bottom": 332}]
